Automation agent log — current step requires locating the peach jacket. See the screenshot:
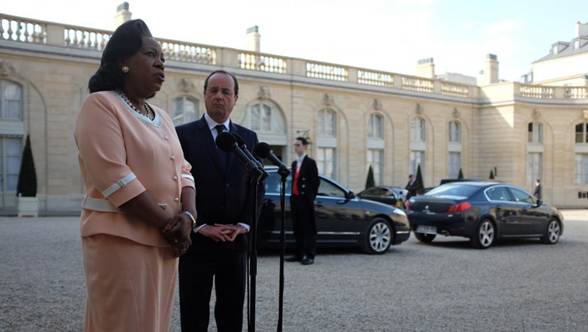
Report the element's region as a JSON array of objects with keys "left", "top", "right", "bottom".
[{"left": 75, "top": 91, "right": 194, "bottom": 247}]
